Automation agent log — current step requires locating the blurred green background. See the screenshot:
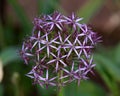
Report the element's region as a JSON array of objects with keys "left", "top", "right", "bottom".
[{"left": 0, "top": 0, "right": 120, "bottom": 96}]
